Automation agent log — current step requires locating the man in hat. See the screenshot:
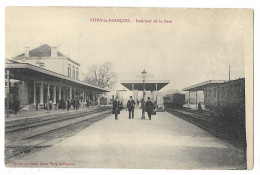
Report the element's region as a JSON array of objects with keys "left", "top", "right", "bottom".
[
  {"left": 145, "top": 97, "right": 154, "bottom": 120},
  {"left": 127, "top": 96, "right": 136, "bottom": 119},
  {"left": 113, "top": 96, "right": 120, "bottom": 120}
]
